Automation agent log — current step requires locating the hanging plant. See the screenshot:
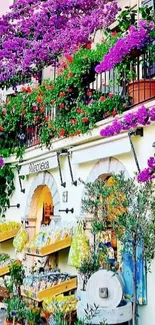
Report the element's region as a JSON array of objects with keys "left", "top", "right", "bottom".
[{"left": 0, "top": 164, "right": 15, "bottom": 218}]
